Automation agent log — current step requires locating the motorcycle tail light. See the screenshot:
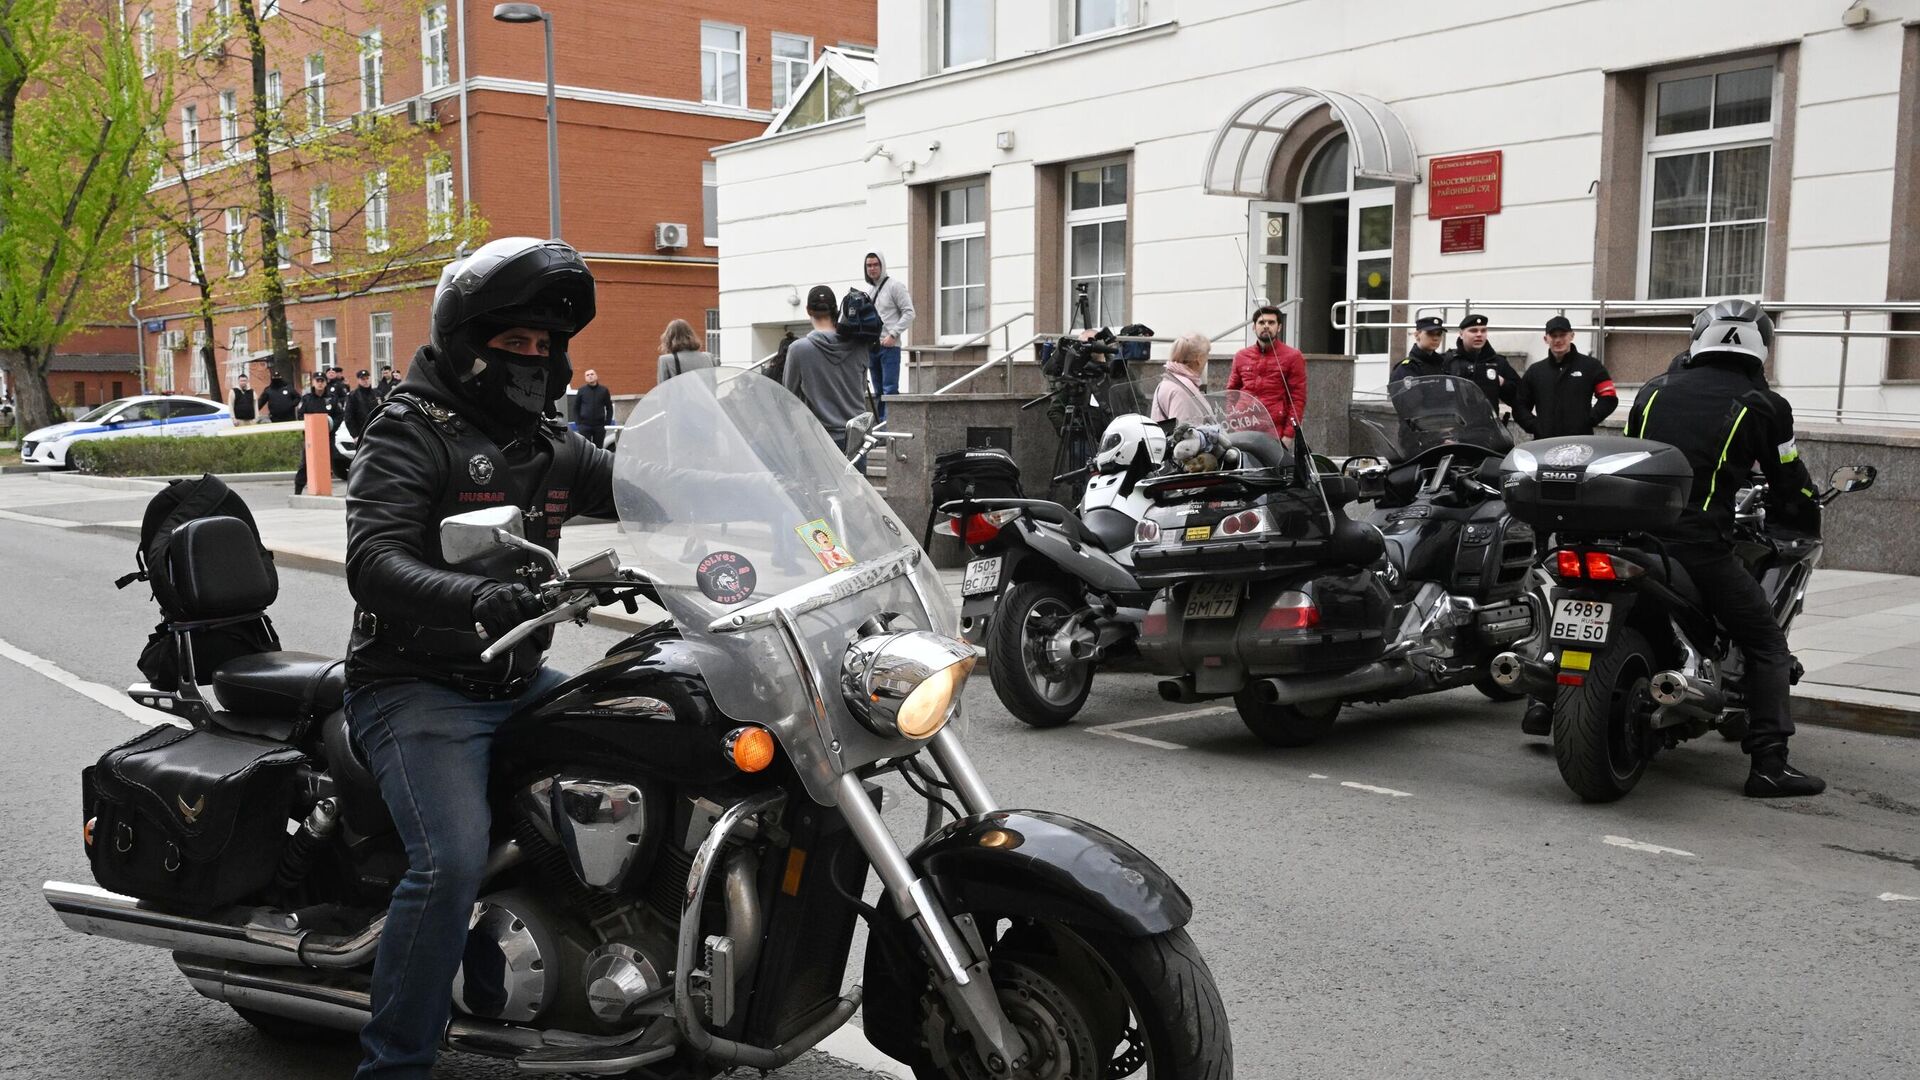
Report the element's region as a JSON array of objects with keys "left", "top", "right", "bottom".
[
  {"left": 1259, "top": 591, "right": 1321, "bottom": 631},
  {"left": 1553, "top": 549, "right": 1584, "bottom": 579},
  {"left": 933, "top": 509, "right": 1018, "bottom": 544},
  {"left": 1219, "top": 510, "right": 1265, "bottom": 536},
  {"left": 1136, "top": 519, "right": 1160, "bottom": 544},
  {"left": 1585, "top": 552, "right": 1645, "bottom": 581}
]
